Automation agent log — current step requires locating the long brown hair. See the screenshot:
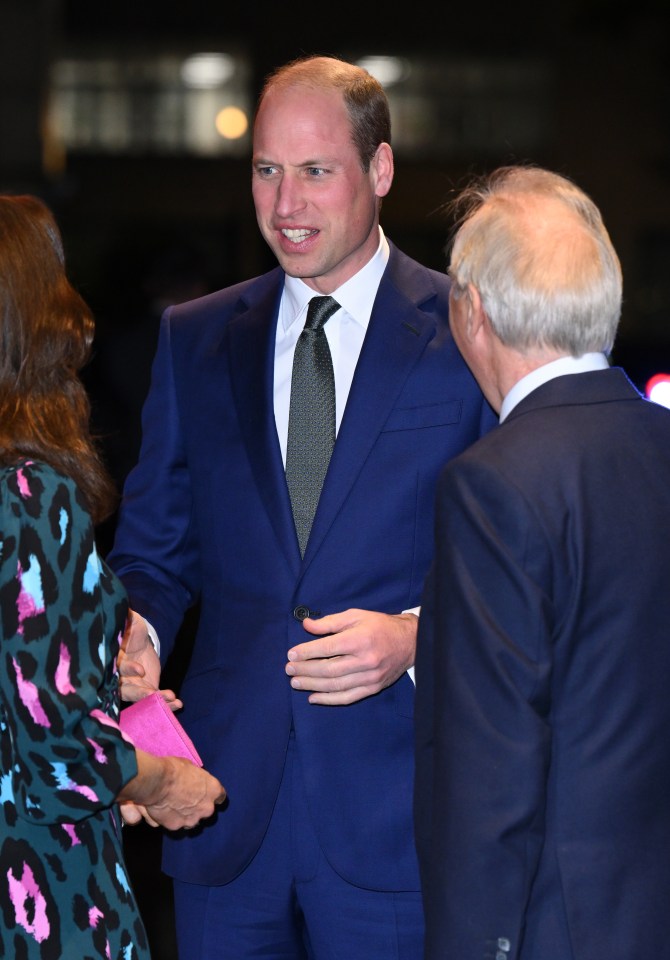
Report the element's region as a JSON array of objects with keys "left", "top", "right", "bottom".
[{"left": 0, "top": 194, "right": 115, "bottom": 524}]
